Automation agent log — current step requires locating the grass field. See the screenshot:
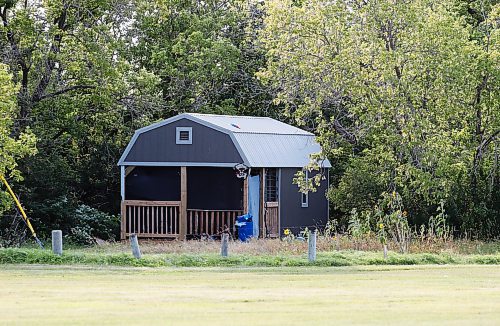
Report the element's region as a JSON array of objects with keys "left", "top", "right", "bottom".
[{"left": 1, "top": 265, "right": 499, "bottom": 325}]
